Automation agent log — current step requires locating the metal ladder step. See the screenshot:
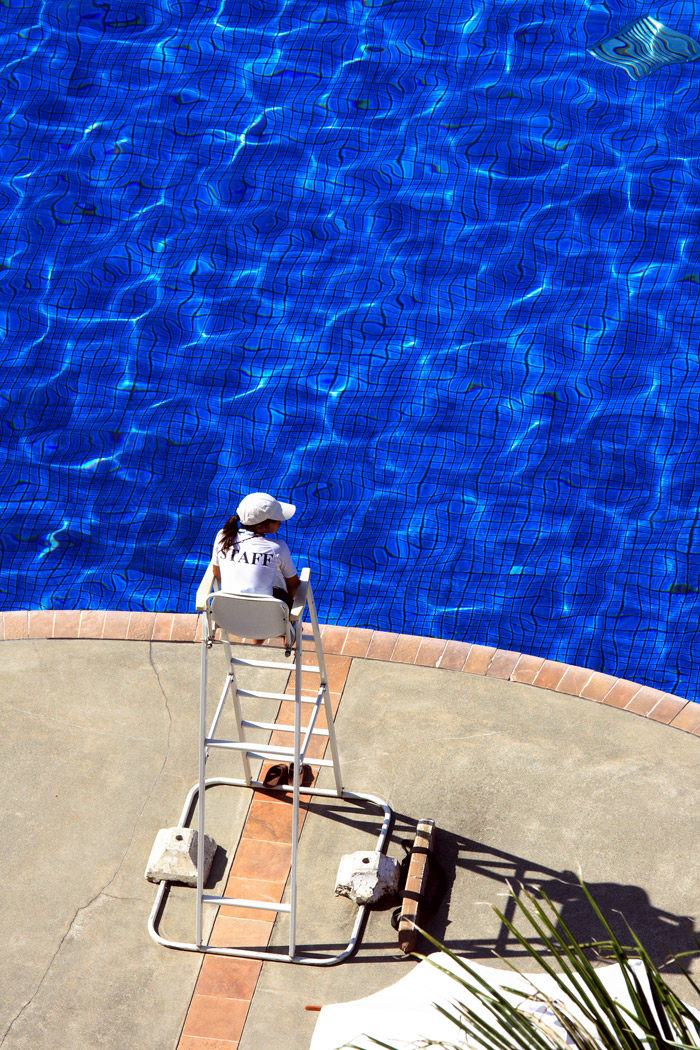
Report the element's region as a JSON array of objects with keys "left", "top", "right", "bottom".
[
  {"left": 204, "top": 739, "right": 334, "bottom": 765},
  {"left": 202, "top": 895, "right": 291, "bottom": 913},
  {"left": 241, "top": 719, "right": 329, "bottom": 736},
  {"left": 235, "top": 688, "right": 324, "bottom": 702},
  {"left": 230, "top": 657, "right": 321, "bottom": 673}
]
